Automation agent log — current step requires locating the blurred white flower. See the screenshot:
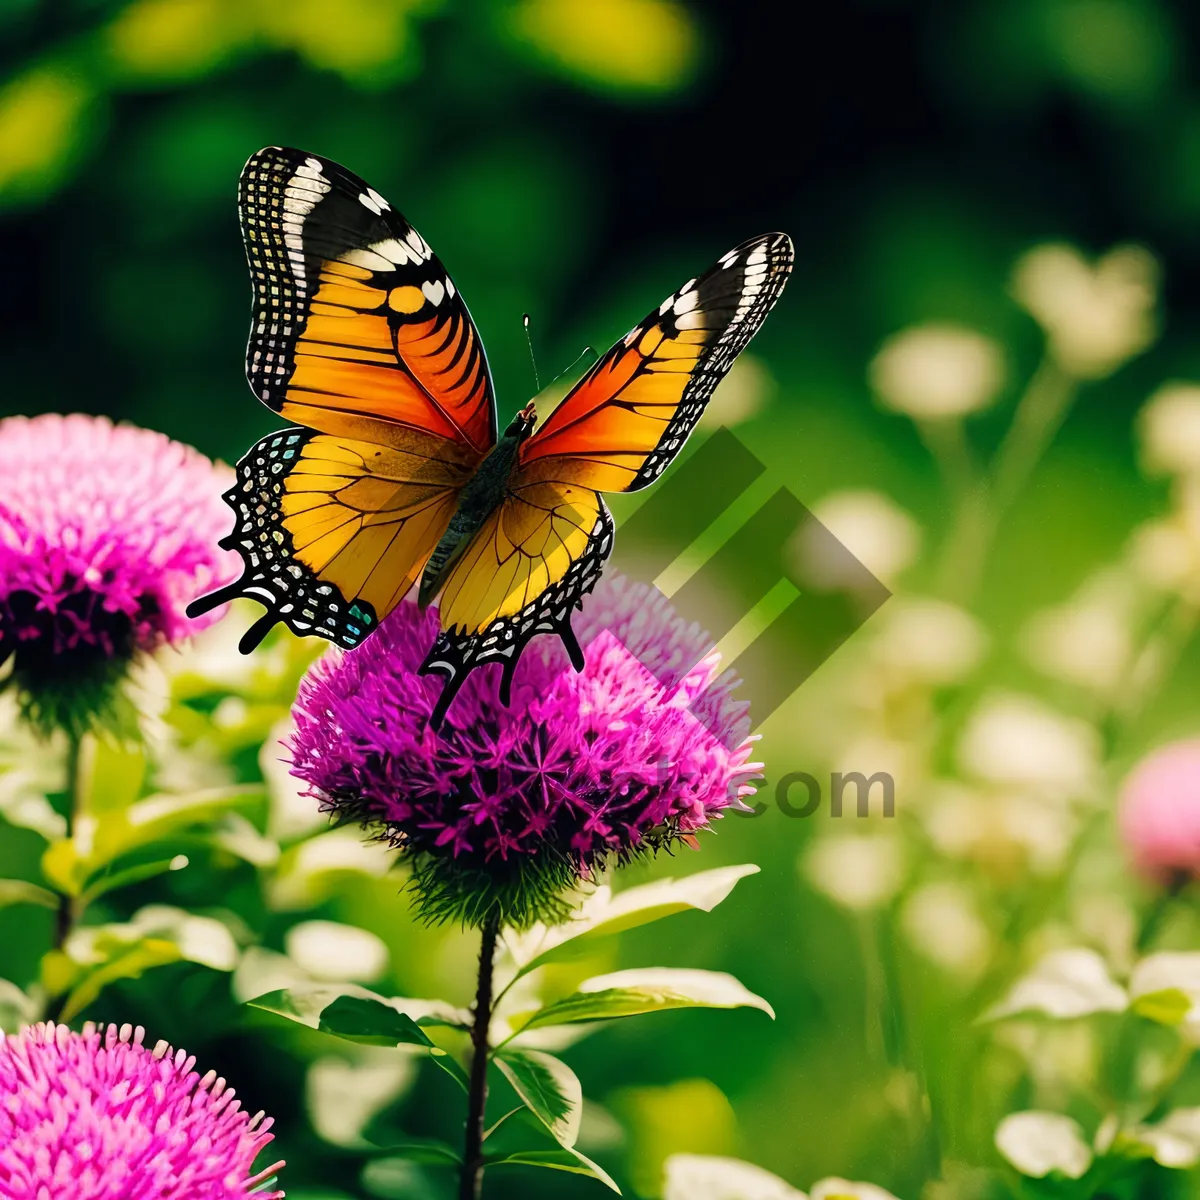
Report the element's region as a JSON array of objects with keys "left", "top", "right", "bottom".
[
  {"left": 920, "top": 782, "right": 1077, "bottom": 876},
  {"left": 307, "top": 1048, "right": 416, "bottom": 1148},
  {"left": 285, "top": 920, "right": 389, "bottom": 984},
  {"left": 957, "top": 692, "right": 1099, "bottom": 798},
  {"left": 802, "top": 833, "right": 905, "bottom": 911},
  {"left": 899, "top": 882, "right": 991, "bottom": 981},
  {"left": 261, "top": 718, "right": 326, "bottom": 842},
  {"left": 872, "top": 597, "right": 987, "bottom": 685},
  {"left": 795, "top": 490, "right": 921, "bottom": 588},
  {"left": 869, "top": 323, "right": 1005, "bottom": 419},
  {"left": 1011, "top": 242, "right": 1158, "bottom": 379},
  {"left": 231, "top": 945, "right": 310, "bottom": 1004},
  {"left": 701, "top": 353, "right": 775, "bottom": 428},
  {"left": 995, "top": 1111, "right": 1093, "bottom": 1179},
  {"left": 810, "top": 1179, "right": 900, "bottom": 1200},
  {"left": 1128, "top": 516, "right": 1200, "bottom": 597},
  {"left": 1021, "top": 572, "right": 1137, "bottom": 693},
  {"left": 1072, "top": 894, "right": 1137, "bottom": 975},
  {"left": 267, "top": 827, "right": 395, "bottom": 911},
  {"left": 1125, "top": 1109, "right": 1200, "bottom": 1169},
  {"left": 985, "top": 948, "right": 1127, "bottom": 1020},
  {"left": 1139, "top": 383, "right": 1200, "bottom": 477},
  {"left": 664, "top": 1154, "right": 807, "bottom": 1200}
]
